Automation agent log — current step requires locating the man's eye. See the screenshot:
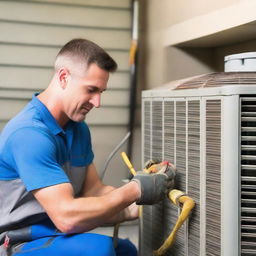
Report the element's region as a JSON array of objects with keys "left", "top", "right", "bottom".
[
  {"left": 86, "top": 87, "right": 104, "bottom": 94},
  {"left": 87, "top": 87, "right": 97, "bottom": 93}
]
